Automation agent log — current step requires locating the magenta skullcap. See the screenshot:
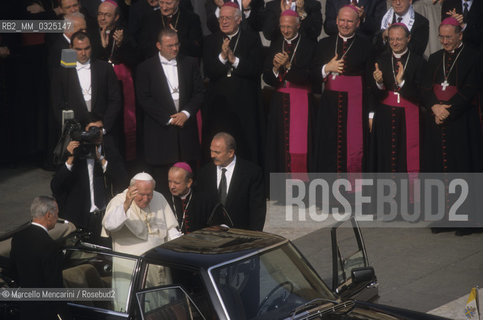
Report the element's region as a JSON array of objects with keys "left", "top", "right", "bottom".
[
  {"left": 390, "top": 22, "right": 410, "bottom": 33},
  {"left": 104, "top": 0, "right": 118, "bottom": 7},
  {"left": 342, "top": 4, "right": 359, "bottom": 14},
  {"left": 172, "top": 162, "right": 192, "bottom": 173},
  {"left": 222, "top": 2, "right": 239, "bottom": 9},
  {"left": 440, "top": 17, "right": 460, "bottom": 27},
  {"left": 281, "top": 10, "right": 298, "bottom": 17}
]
